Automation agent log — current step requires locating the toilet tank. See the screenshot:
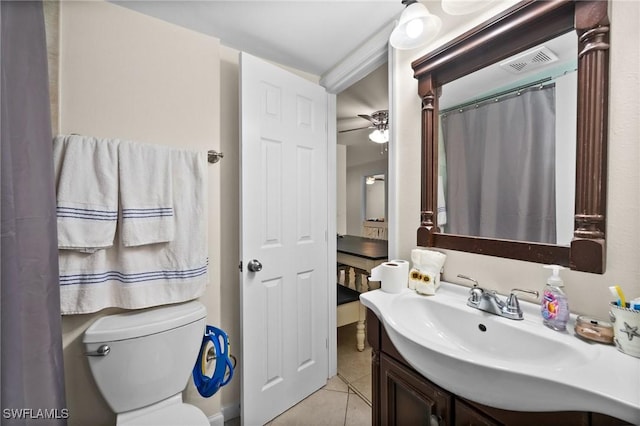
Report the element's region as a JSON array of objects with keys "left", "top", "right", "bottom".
[{"left": 83, "top": 301, "right": 206, "bottom": 414}]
